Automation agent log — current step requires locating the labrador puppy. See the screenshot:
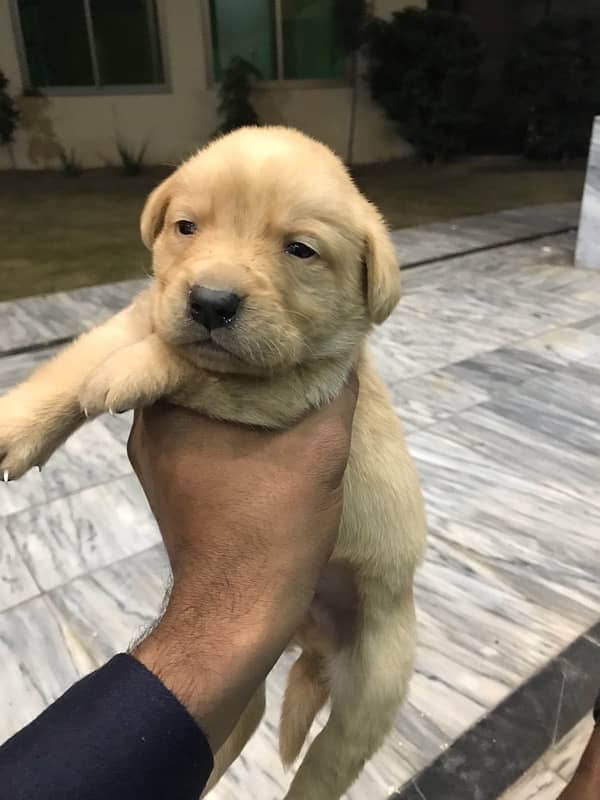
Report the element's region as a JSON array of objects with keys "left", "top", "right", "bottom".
[{"left": 0, "top": 127, "right": 426, "bottom": 799}]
